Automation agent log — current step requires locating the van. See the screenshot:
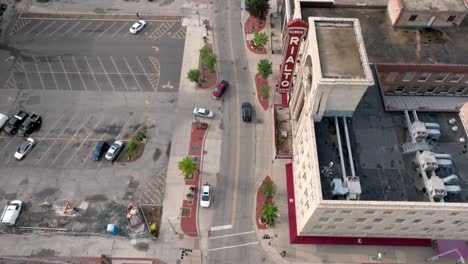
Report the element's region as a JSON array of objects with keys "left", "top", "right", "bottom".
[
  {"left": 0, "top": 113, "right": 8, "bottom": 129},
  {"left": 1, "top": 200, "right": 22, "bottom": 226}
]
